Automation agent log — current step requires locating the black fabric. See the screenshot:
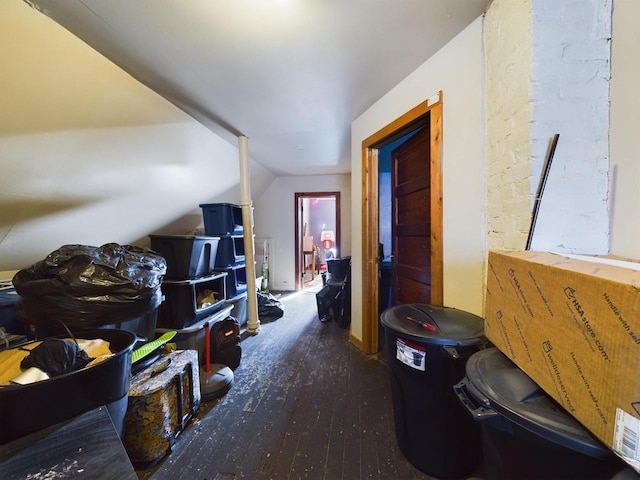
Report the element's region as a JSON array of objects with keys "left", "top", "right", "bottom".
[
  {"left": 13, "top": 243, "right": 166, "bottom": 328},
  {"left": 20, "top": 338, "right": 92, "bottom": 377},
  {"left": 210, "top": 317, "right": 241, "bottom": 370},
  {"left": 257, "top": 291, "right": 284, "bottom": 320}
]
